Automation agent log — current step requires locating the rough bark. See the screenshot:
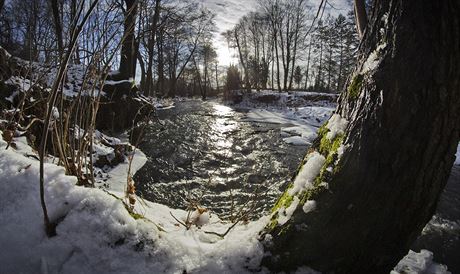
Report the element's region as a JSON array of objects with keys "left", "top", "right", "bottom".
[
  {"left": 354, "top": 0, "right": 368, "bottom": 38},
  {"left": 262, "top": 0, "right": 460, "bottom": 272}
]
